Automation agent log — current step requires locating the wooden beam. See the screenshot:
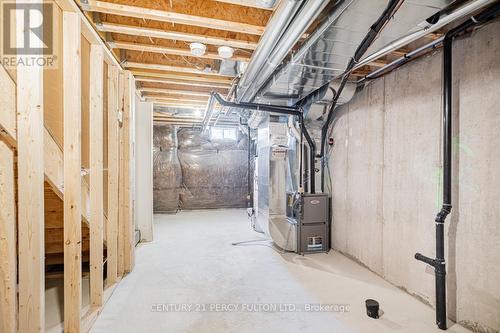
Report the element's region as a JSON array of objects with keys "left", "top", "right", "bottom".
[
  {"left": 132, "top": 71, "right": 233, "bottom": 85},
  {"left": 0, "top": 141, "right": 16, "bottom": 333},
  {"left": 106, "top": 65, "right": 120, "bottom": 286},
  {"left": 215, "top": 0, "right": 275, "bottom": 10},
  {"left": 80, "top": 0, "right": 265, "bottom": 35},
  {"left": 135, "top": 76, "right": 230, "bottom": 90},
  {"left": 138, "top": 87, "right": 212, "bottom": 97},
  {"left": 17, "top": 1, "right": 45, "bottom": 330},
  {"left": 63, "top": 11, "right": 82, "bottom": 333},
  {"left": 151, "top": 101, "right": 208, "bottom": 108},
  {"left": 89, "top": 44, "right": 104, "bottom": 308},
  {"left": 147, "top": 96, "right": 208, "bottom": 104},
  {"left": 109, "top": 40, "right": 251, "bottom": 62},
  {"left": 96, "top": 22, "right": 258, "bottom": 50},
  {"left": 125, "top": 62, "right": 236, "bottom": 77}
]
